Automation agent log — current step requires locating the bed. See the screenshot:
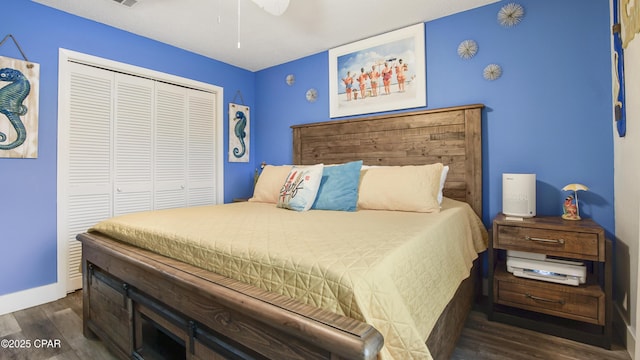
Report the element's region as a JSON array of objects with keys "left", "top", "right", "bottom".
[{"left": 78, "top": 104, "right": 486, "bottom": 360}]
